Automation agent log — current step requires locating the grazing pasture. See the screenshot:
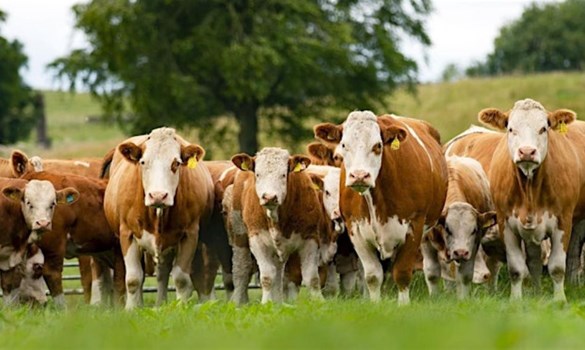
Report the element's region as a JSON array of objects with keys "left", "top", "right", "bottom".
[{"left": 3, "top": 72, "right": 585, "bottom": 349}]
